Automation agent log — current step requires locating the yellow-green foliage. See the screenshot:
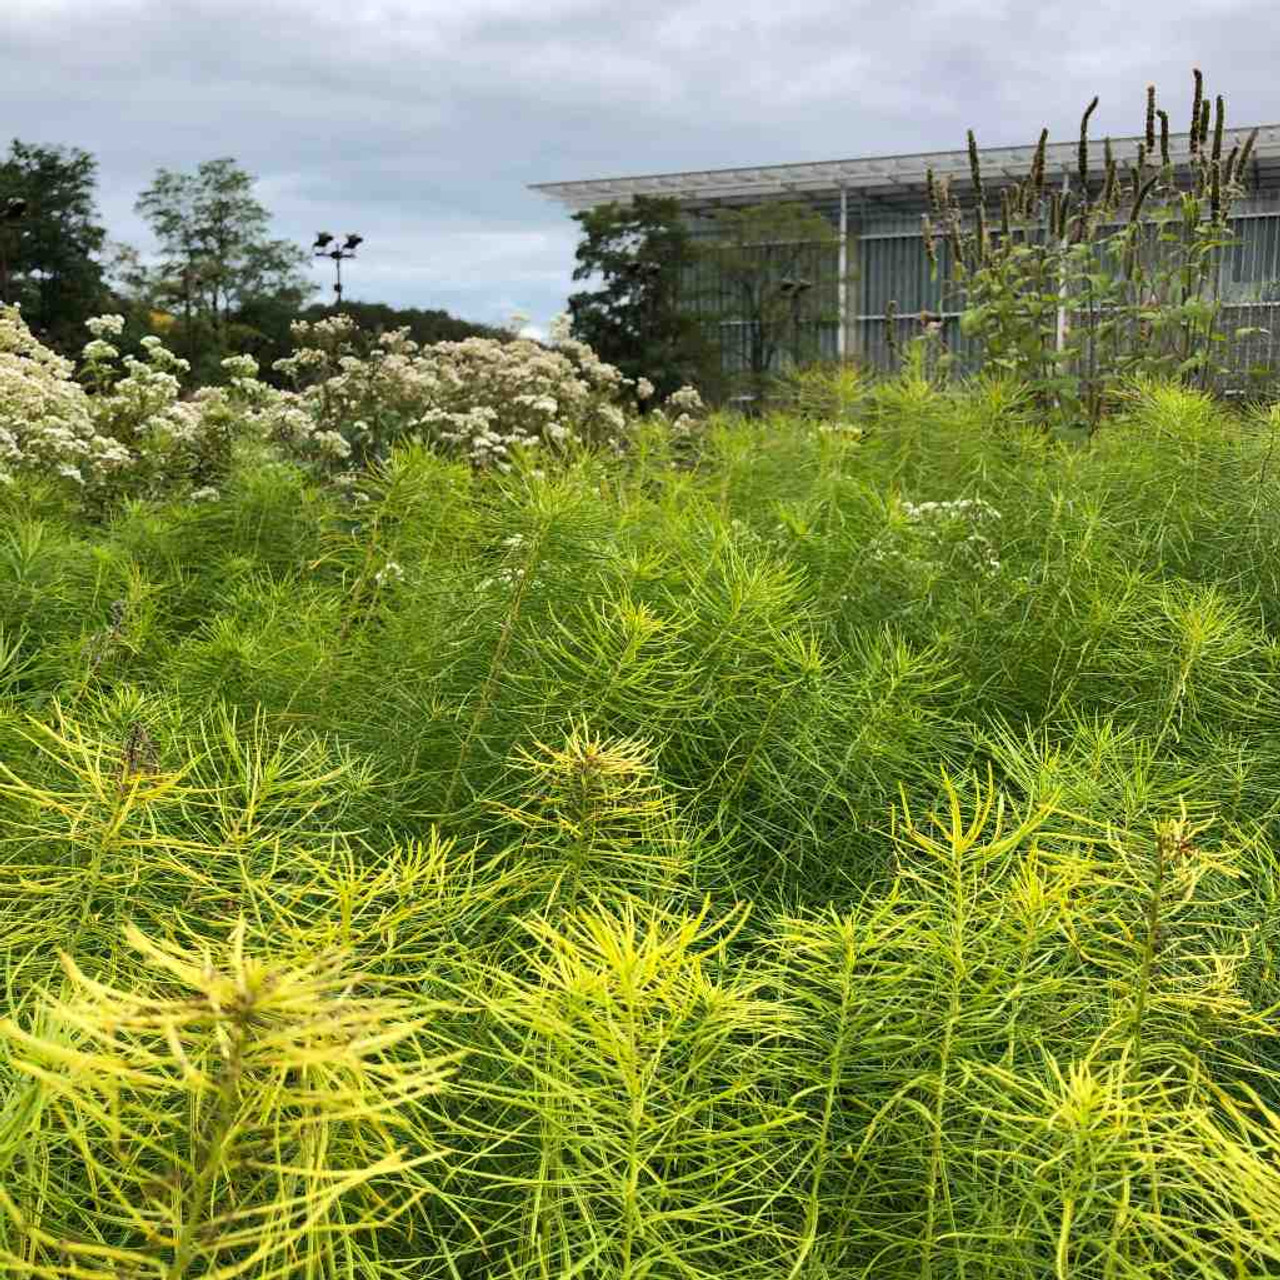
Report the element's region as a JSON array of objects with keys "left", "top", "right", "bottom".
[{"left": 2, "top": 374, "right": 1280, "bottom": 1276}]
